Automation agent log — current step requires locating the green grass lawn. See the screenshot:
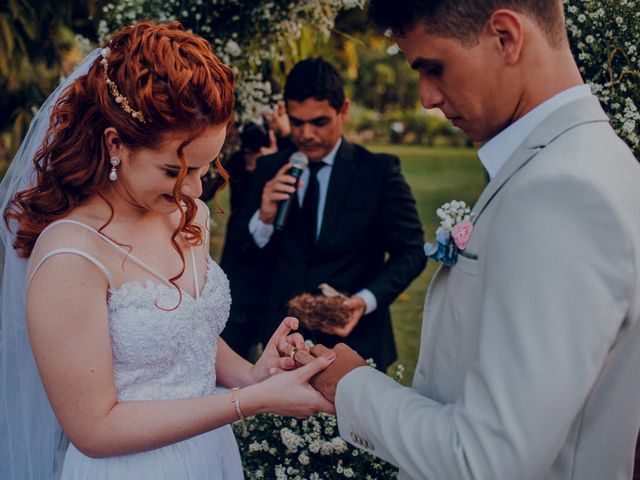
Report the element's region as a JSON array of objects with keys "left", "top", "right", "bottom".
[{"left": 210, "top": 143, "right": 487, "bottom": 384}]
